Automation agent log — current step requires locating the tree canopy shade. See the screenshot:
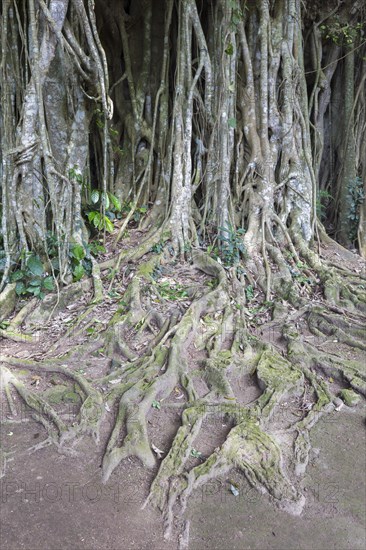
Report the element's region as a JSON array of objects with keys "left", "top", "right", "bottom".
[{"left": 0, "top": 0, "right": 365, "bottom": 540}]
